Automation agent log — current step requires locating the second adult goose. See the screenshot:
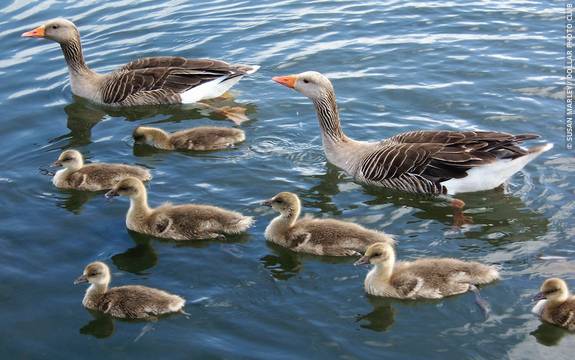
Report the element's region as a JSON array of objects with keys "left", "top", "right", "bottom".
[
  {"left": 263, "top": 192, "right": 394, "bottom": 256},
  {"left": 105, "top": 177, "right": 253, "bottom": 240},
  {"left": 355, "top": 242, "right": 499, "bottom": 299},
  {"left": 133, "top": 125, "right": 245, "bottom": 151},
  {"left": 22, "top": 19, "right": 259, "bottom": 106},
  {"left": 273, "top": 71, "right": 552, "bottom": 195},
  {"left": 52, "top": 149, "right": 151, "bottom": 191}
]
